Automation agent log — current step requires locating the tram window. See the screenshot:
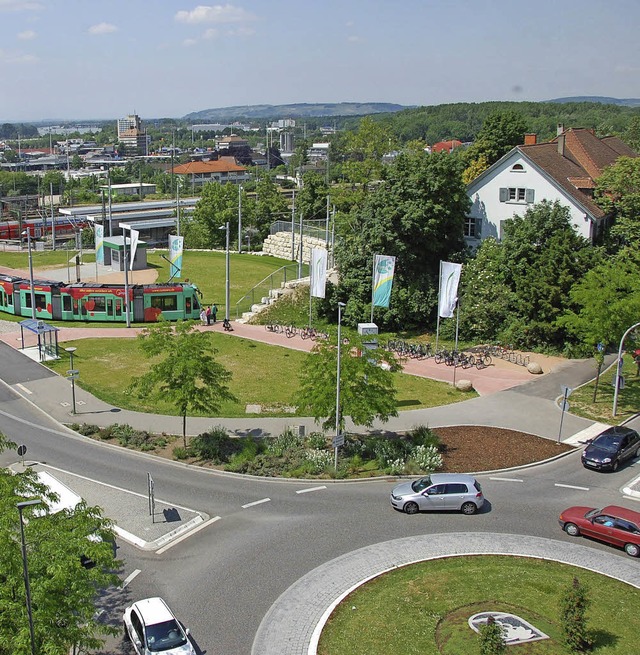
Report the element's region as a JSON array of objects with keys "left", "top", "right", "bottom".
[
  {"left": 107, "top": 299, "right": 113, "bottom": 315},
  {"left": 150, "top": 295, "right": 178, "bottom": 311},
  {"left": 186, "top": 297, "right": 191, "bottom": 313},
  {"left": 87, "top": 296, "right": 106, "bottom": 312},
  {"left": 24, "top": 293, "right": 47, "bottom": 309},
  {"left": 115, "top": 301, "right": 122, "bottom": 316},
  {"left": 63, "top": 296, "right": 72, "bottom": 312}
]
